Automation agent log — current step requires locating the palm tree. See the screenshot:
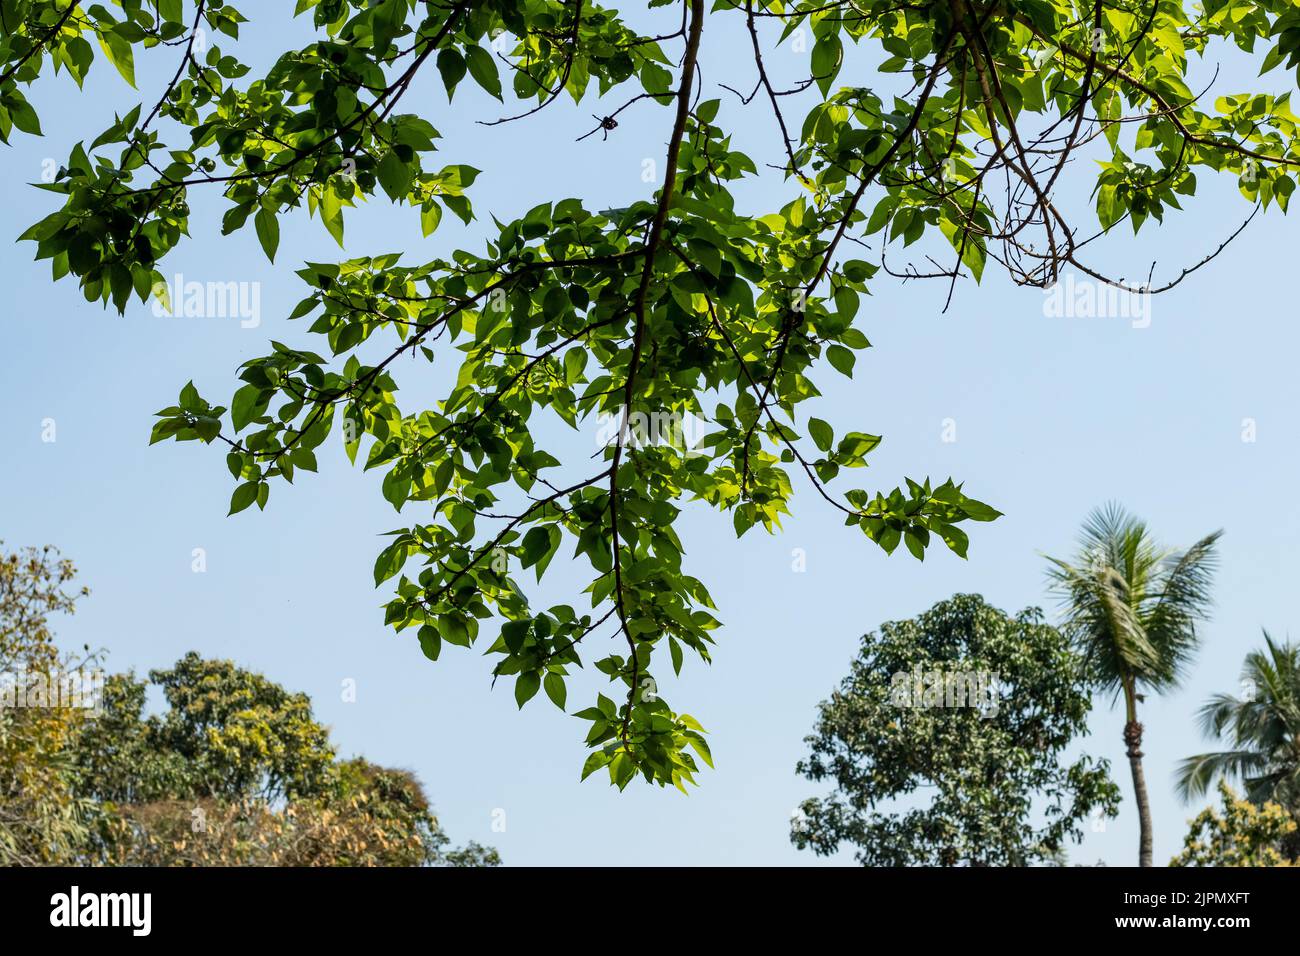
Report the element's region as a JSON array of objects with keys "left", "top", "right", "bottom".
[
  {"left": 1177, "top": 633, "right": 1300, "bottom": 859},
  {"left": 1046, "top": 504, "right": 1221, "bottom": 867}
]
